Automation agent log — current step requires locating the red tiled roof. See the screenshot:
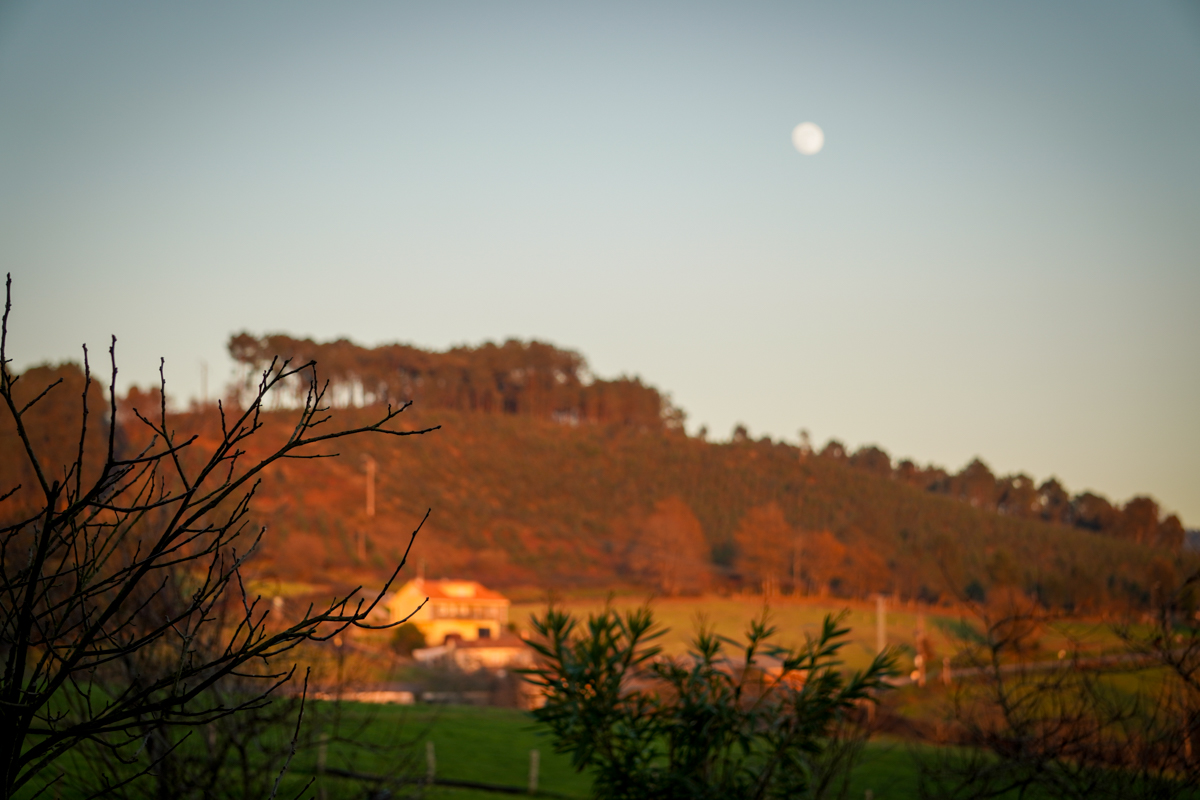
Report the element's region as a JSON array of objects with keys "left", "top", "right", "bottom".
[{"left": 404, "top": 579, "right": 507, "bottom": 602}]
